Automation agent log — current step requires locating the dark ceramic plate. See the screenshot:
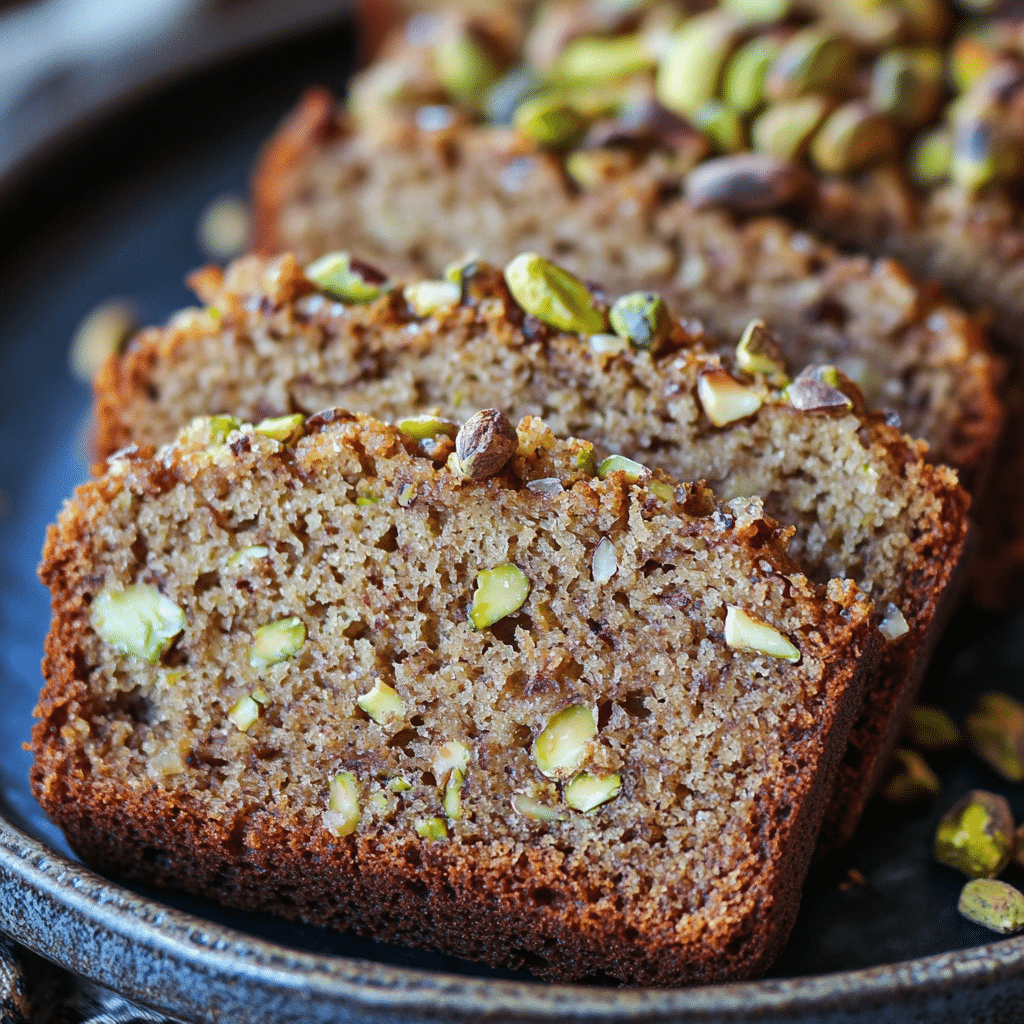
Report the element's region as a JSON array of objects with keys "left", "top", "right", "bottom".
[{"left": 5, "top": 15, "right": 1024, "bottom": 1023}]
